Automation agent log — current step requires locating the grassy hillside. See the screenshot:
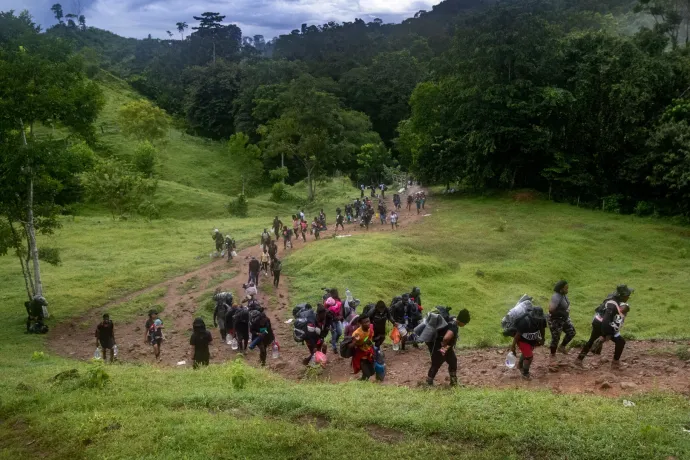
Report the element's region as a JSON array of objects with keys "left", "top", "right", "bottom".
[
  {"left": 2, "top": 183, "right": 690, "bottom": 458},
  {"left": 287, "top": 194, "right": 690, "bottom": 345},
  {"left": 94, "top": 73, "right": 243, "bottom": 196}
]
